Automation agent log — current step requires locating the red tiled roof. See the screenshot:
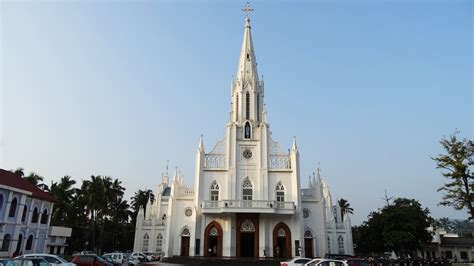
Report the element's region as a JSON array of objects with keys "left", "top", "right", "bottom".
[{"left": 0, "top": 169, "right": 56, "bottom": 202}]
